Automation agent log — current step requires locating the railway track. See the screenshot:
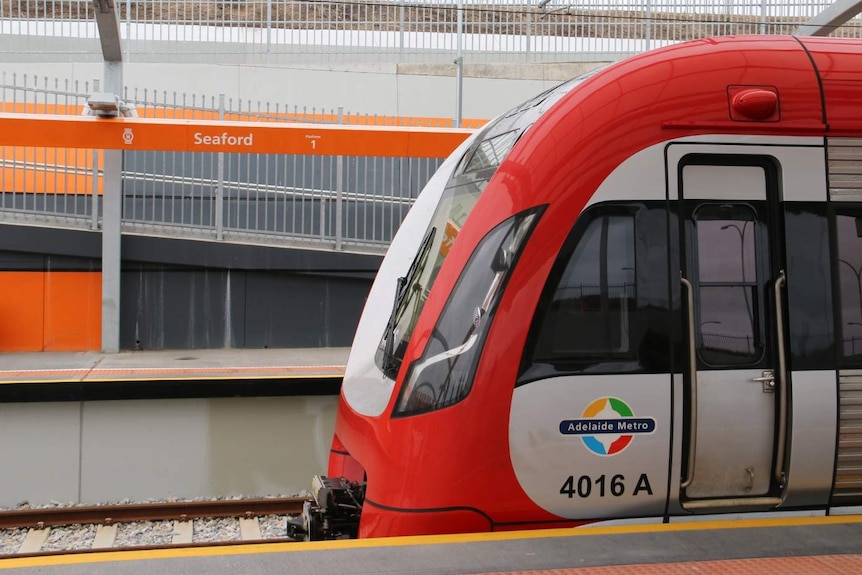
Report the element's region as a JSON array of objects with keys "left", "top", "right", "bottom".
[{"left": 0, "top": 496, "right": 309, "bottom": 557}]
